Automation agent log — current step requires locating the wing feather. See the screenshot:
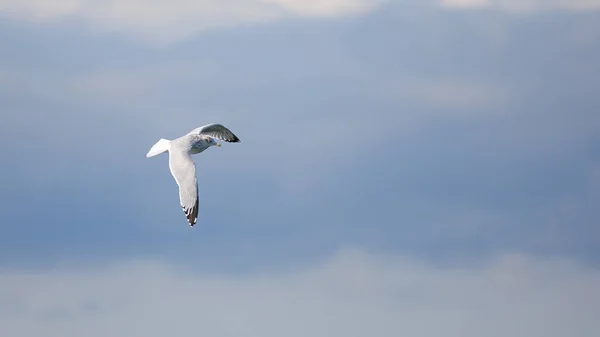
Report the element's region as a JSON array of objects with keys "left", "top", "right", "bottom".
[
  {"left": 193, "top": 123, "right": 240, "bottom": 143},
  {"left": 168, "top": 148, "right": 199, "bottom": 226}
]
